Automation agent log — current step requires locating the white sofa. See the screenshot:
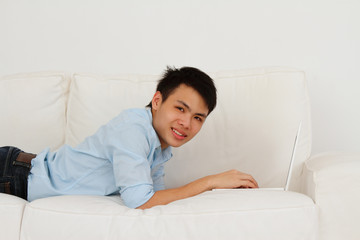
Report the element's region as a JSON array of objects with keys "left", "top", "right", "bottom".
[{"left": 0, "top": 67, "right": 359, "bottom": 240}]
